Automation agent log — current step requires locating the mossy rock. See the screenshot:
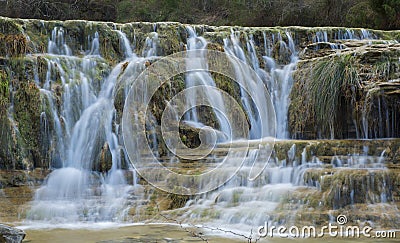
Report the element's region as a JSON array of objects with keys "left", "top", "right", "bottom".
[
  {"left": 290, "top": 44, "right": 400, "bottom": 139},
  {"left": 13, "top": 81, "right": 42, "bottom": 169}
]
